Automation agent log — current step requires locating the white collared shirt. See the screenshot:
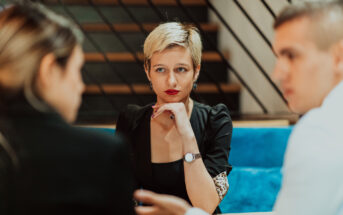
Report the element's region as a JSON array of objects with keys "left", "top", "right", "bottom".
[
  {"left": 274, "top": 81, "right": 343, "bottom": 215},
  {"left": 185, "top": 208, "right": 209, "bottom": 215}
]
